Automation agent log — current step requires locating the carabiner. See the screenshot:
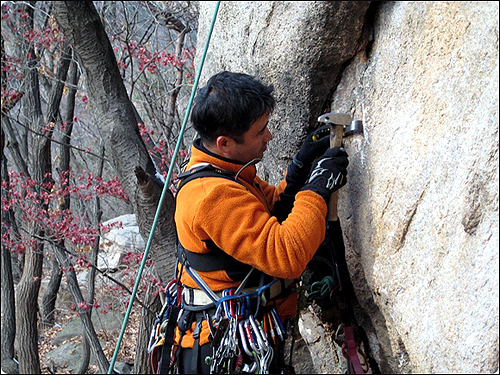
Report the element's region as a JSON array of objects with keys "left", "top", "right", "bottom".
[
  {"left": 270, "top": 307, "right": 287, "bottom": 340},
  {"left": 249, "top": 314, "right": 269, "bottom": 353},
  {"left": 244, "top": 319, "right": 259, "bottom": 353},
  {"left": 238, "top": 320, "right": 253, "bottom": 357}
]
